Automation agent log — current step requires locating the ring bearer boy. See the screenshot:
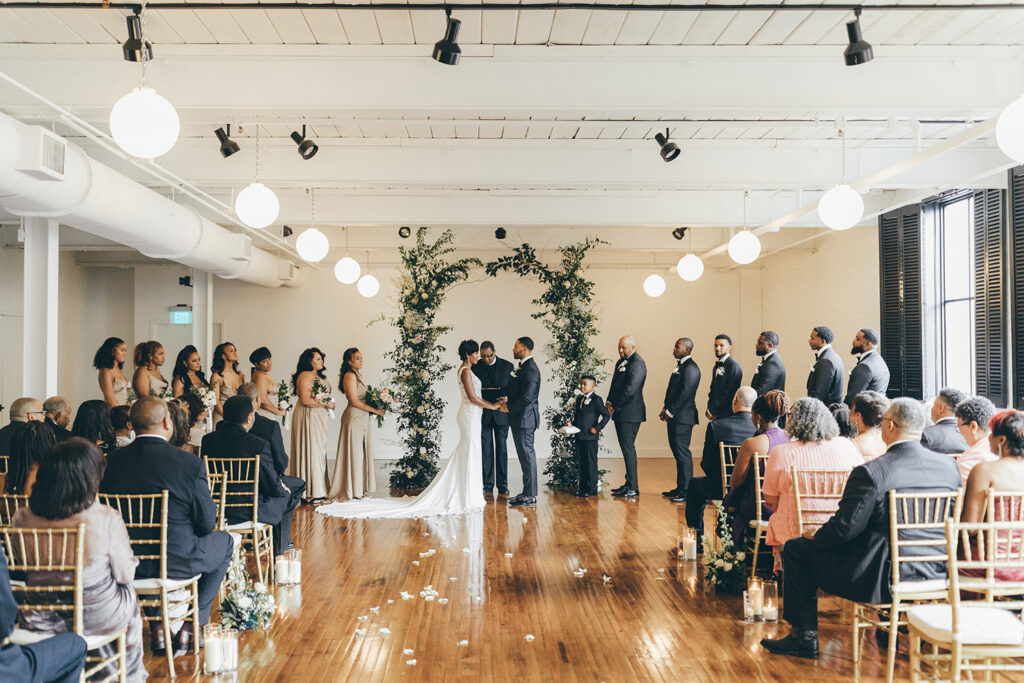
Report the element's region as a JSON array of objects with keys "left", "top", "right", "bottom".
[{"left": 567, "top": 375, "right": 611, "bottom": 497}]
